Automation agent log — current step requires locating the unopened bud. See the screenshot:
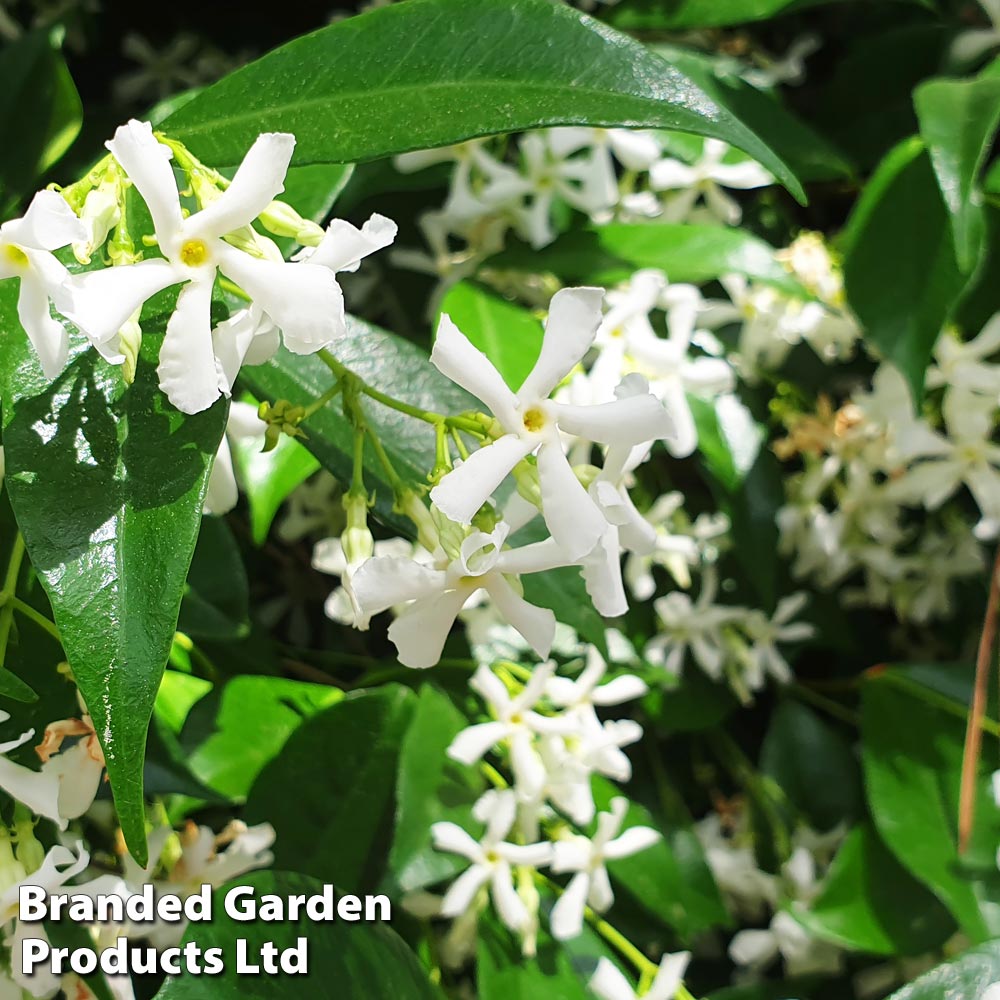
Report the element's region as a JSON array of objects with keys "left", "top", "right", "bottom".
[
  {"left": 13, "top": 816, "right": 45, "bottom": 876},
  {"left": 258, "top": 200, "right": 326, "bottom": 246},
  {"left": 118, "top": 310, "right": 142, "bottom": 385},
  {"left": 73, "top": 180, "right": 121, "bottom": 266},
  {"left": 395, "top": 488, "right": 438, "bottom": 553},
  {"left": 341, "top": 492, "right": 374, "bottom": 568},
  {"left": 512, "top": 459, "right": 542, "bottom": 509}
]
